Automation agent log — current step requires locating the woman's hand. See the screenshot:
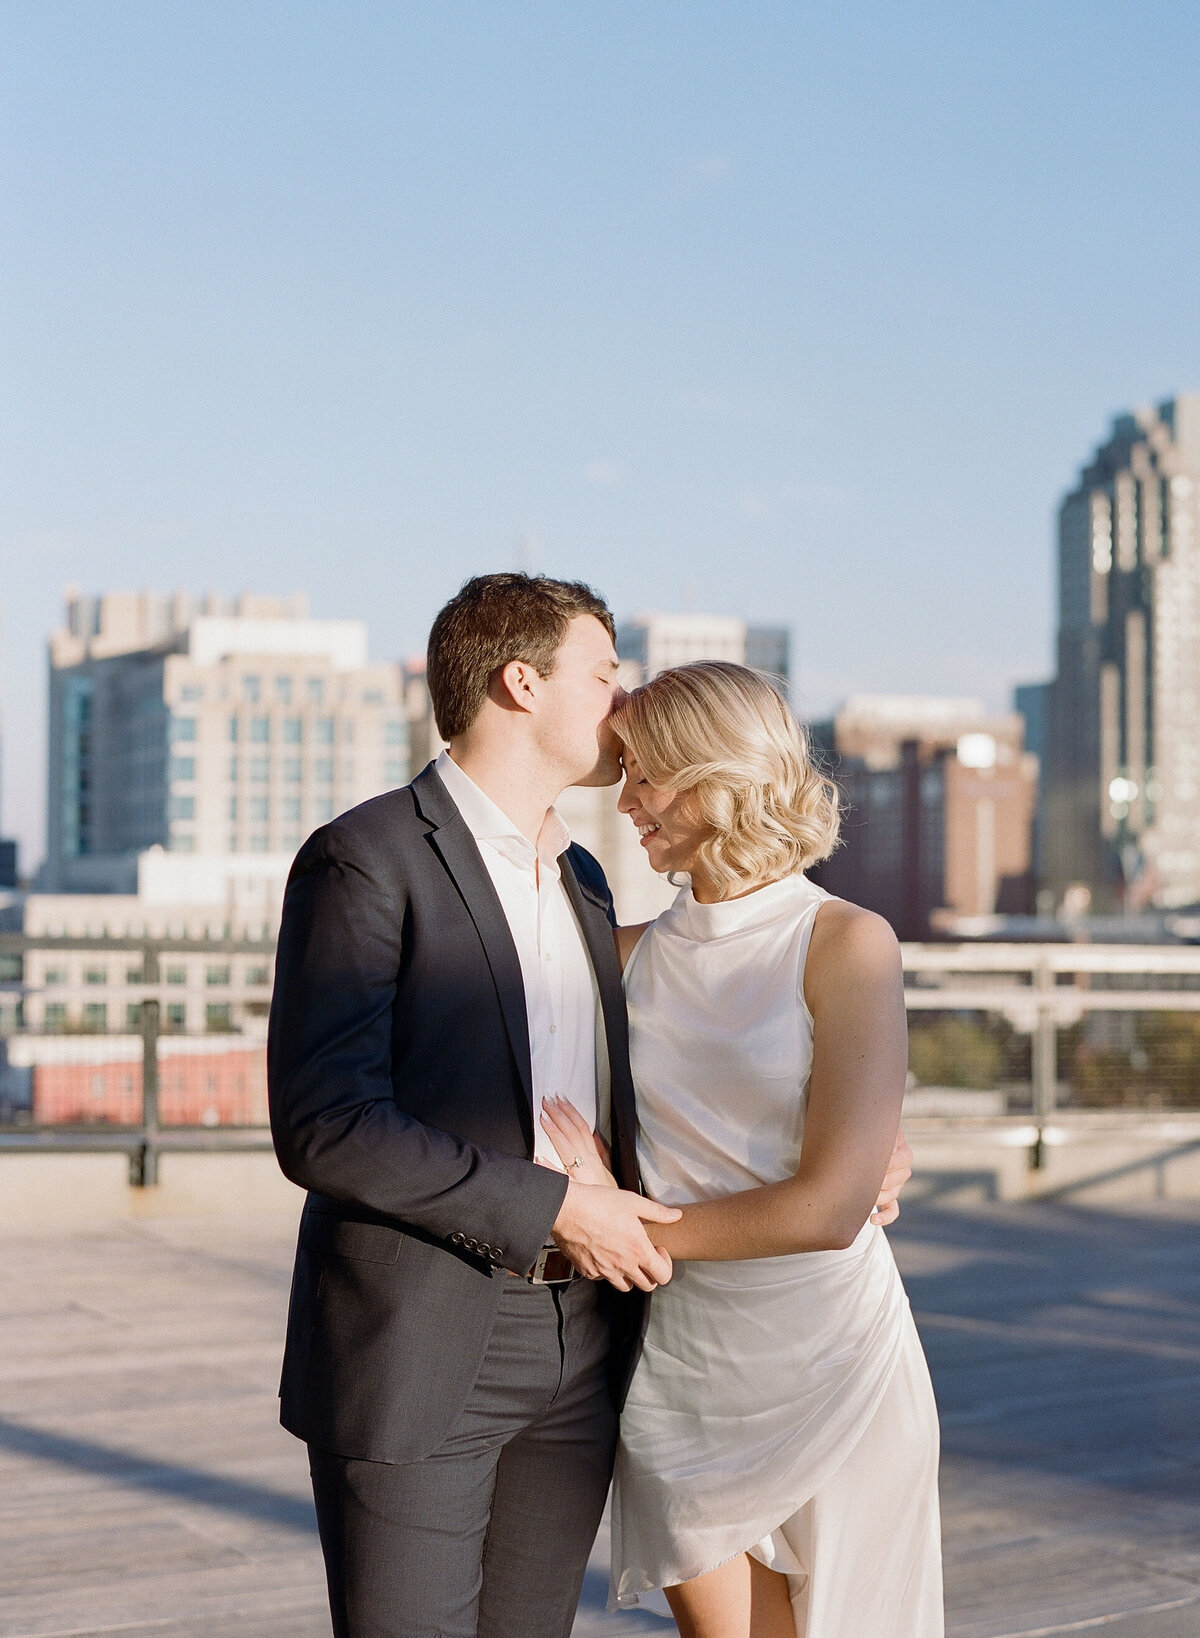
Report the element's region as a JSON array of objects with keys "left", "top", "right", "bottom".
[{"left": 539, "top": 1096, "right": 618, "bottom": 1189}]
